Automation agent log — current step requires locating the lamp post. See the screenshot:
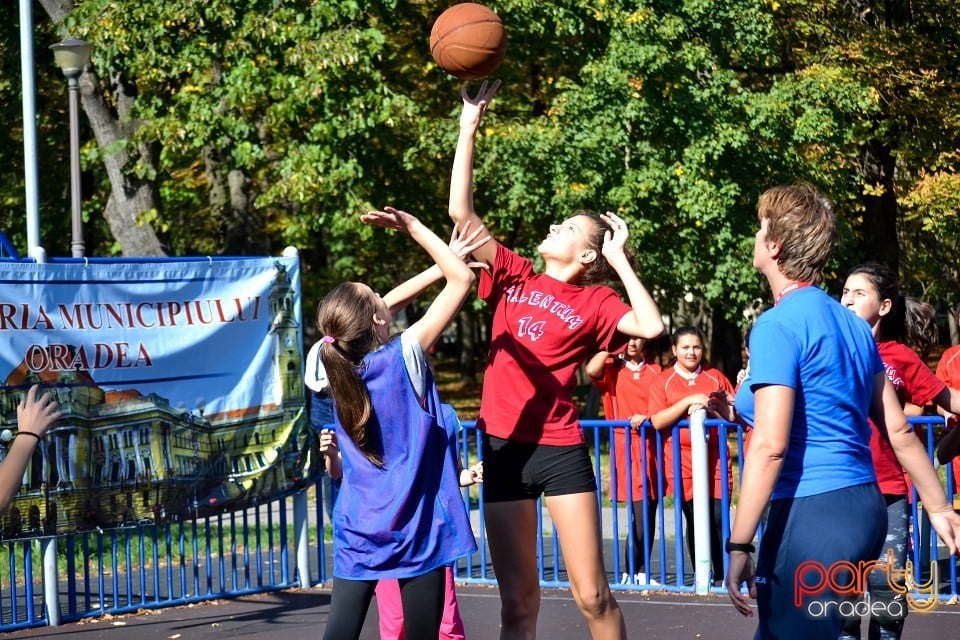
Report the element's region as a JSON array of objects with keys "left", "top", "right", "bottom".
[{"left": 49, "top": 37, "right": 93, "bottom": 259}]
